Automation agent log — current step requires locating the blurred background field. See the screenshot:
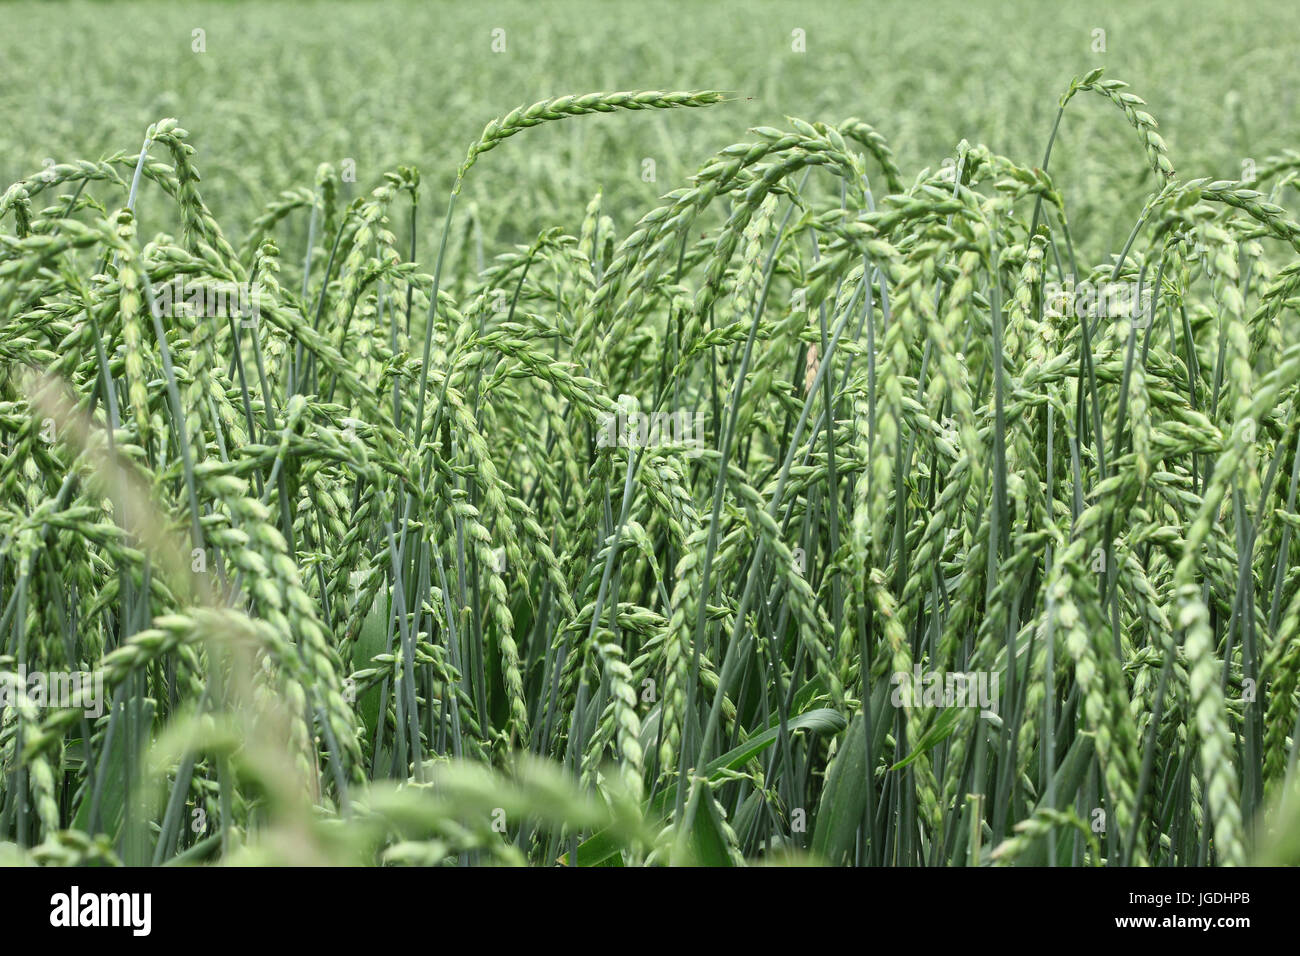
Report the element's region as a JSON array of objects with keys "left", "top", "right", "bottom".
[{"left": 4, "top": 0, "right": 1298, "bottom": 252}]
